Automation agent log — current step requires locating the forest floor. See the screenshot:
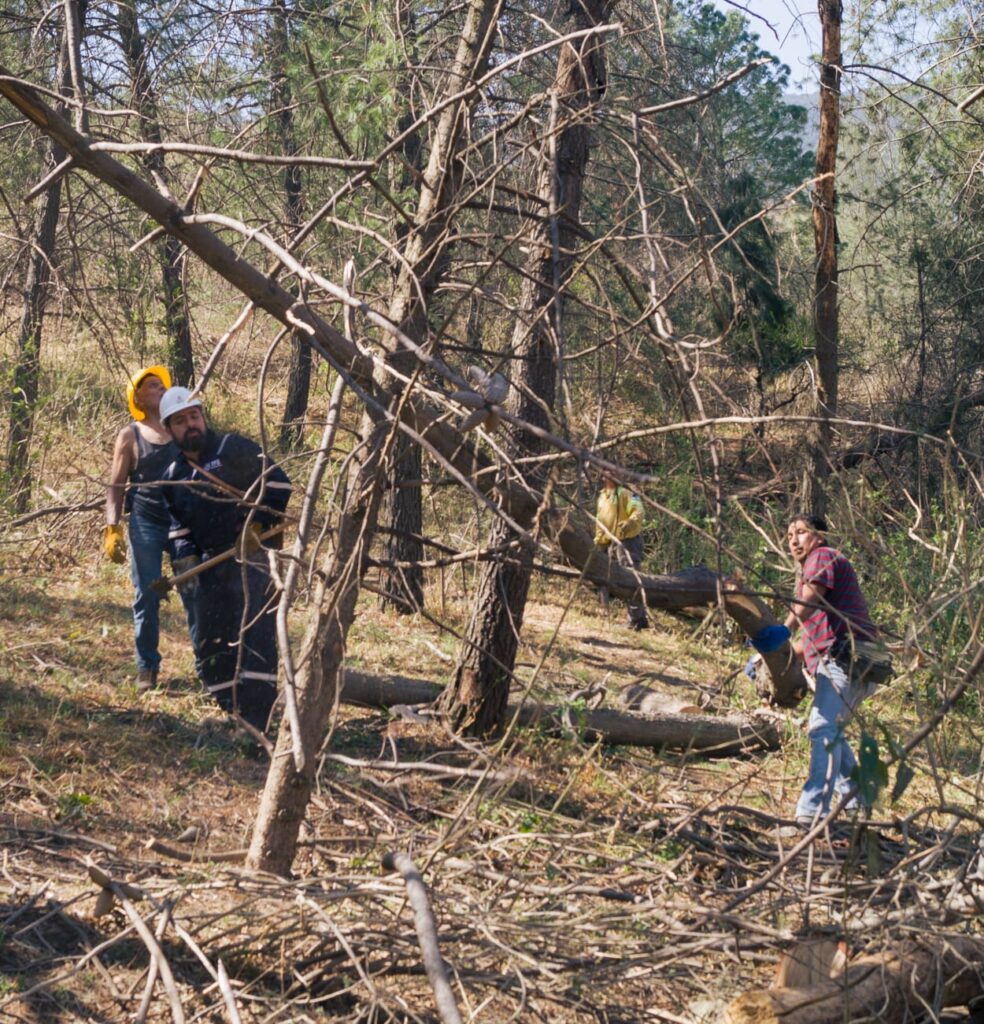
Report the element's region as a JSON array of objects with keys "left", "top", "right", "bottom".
[{"left": 2, "top": 547, "right": 984, "bottom": 1022}]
